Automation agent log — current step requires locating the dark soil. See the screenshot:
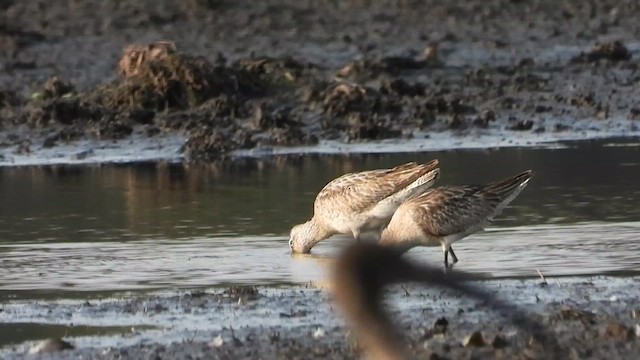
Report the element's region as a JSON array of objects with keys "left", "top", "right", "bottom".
[
  {"left": 1, "top": 0, "right": 640, "bottom": 160},
  {"left": 2, "top": 278, "right": 640, "bottom": 359}
]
